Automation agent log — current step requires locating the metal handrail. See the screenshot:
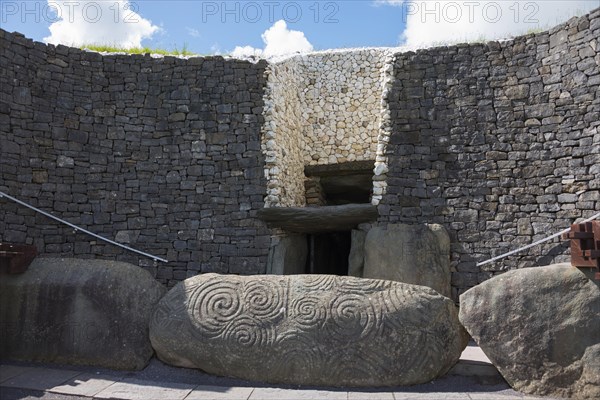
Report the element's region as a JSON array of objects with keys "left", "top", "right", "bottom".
[
  {"left": 477, "top": 210, "right": 600, "bottom": 267},
  {"left": 0, "top": 190, "right": 168, "bottom": 263}
]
